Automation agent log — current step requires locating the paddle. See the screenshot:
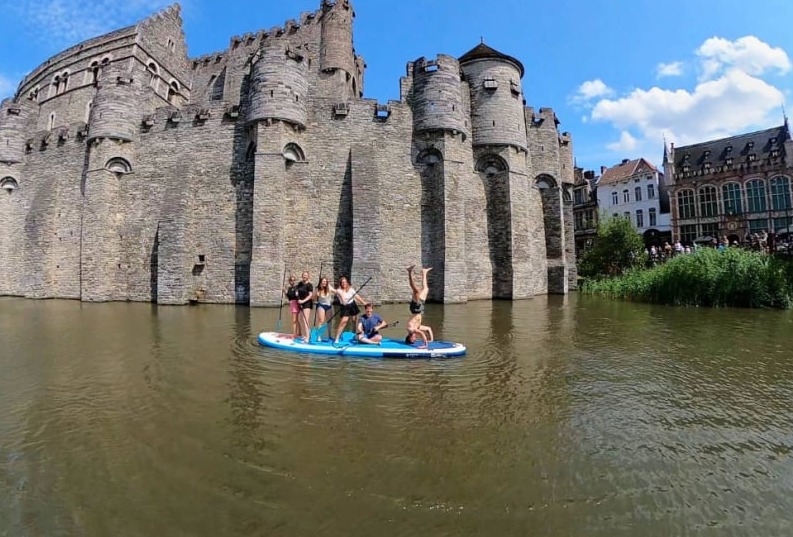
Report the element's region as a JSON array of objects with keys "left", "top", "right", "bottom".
[
  {"left": 310, "top": 276, "right": 372, "bottom": 343},
  {"left": 311, "top": 261, "right": 324, "bottom": 328},
  {"left": 275, "top": 264, "right": 287, "bottom": 332},
  {"left": 337, "top": 320, "right": 400, "bottom": 349}
]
